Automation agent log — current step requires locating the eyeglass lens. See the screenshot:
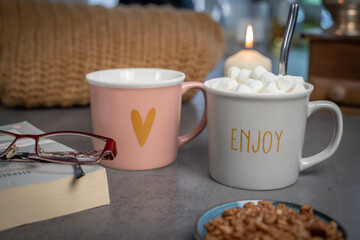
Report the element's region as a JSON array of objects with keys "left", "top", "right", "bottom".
[
  {"left": 0, "top": 132, "right": 16, "bottom": 155},
  {"left": 38, "top": 133, "right": 106, "bottom": 162}
]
